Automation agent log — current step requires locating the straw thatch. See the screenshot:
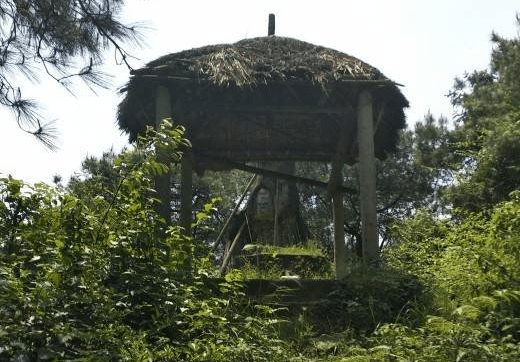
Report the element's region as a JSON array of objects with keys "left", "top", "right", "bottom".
[
  {"left": 132, "top": 36, "right": 383, "bottom": 87},
  {"left": 118, "top": 36, "right": 408, "bottom": 166}
]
